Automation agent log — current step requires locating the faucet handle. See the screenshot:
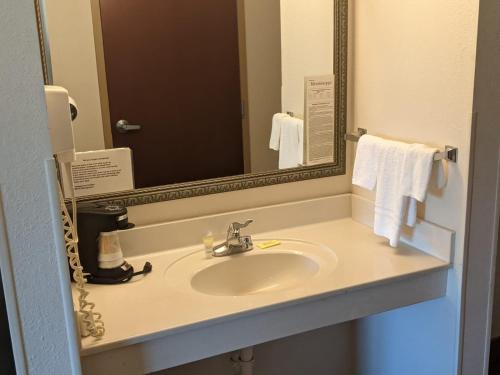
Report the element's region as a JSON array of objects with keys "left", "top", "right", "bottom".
[
  {"left": 228, "top": 220, "right": 254, "bottom": 238},
  {"left": 231, "top": 220, "right": 253, "bottom": 231}
]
